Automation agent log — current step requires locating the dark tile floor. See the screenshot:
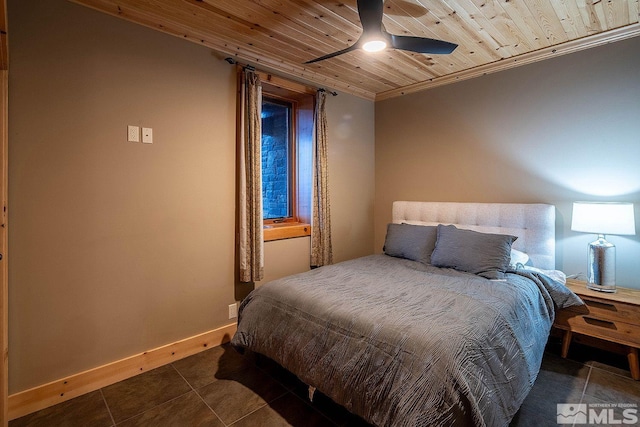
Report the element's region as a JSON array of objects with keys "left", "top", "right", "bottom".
[{"left": 10, "top": 337, "right": 640, "bottom": 426}]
